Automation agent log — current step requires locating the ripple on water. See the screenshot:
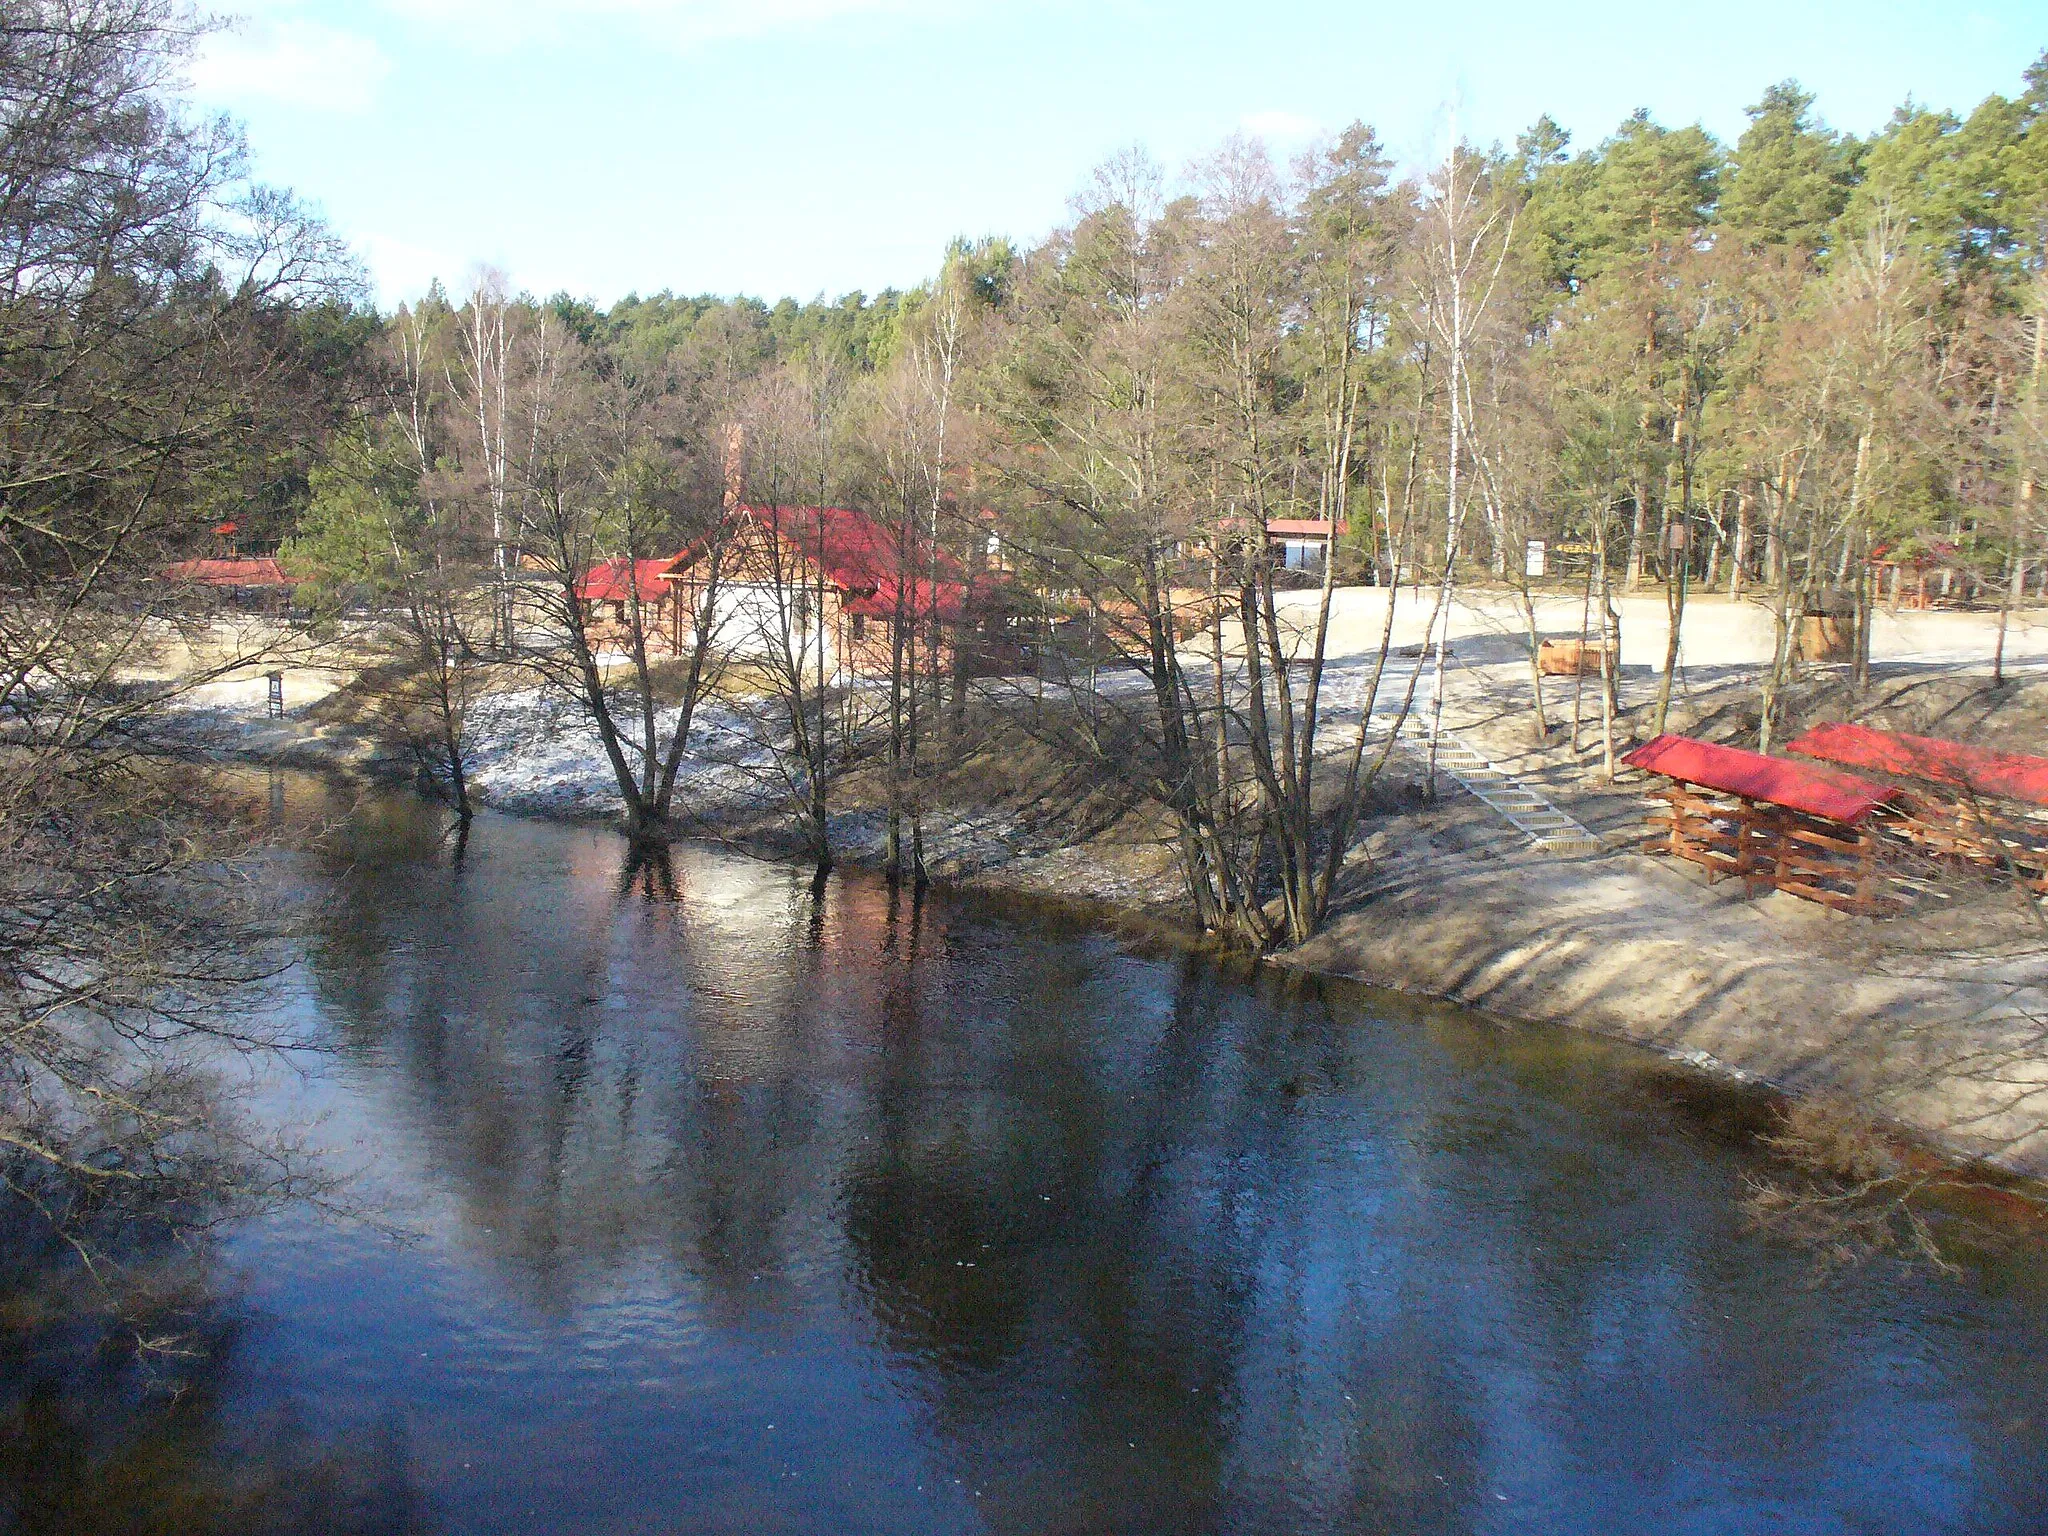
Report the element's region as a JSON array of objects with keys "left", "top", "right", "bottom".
[{"left": 10, "top": 782, "right": 2046, "bottom": 1536}]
